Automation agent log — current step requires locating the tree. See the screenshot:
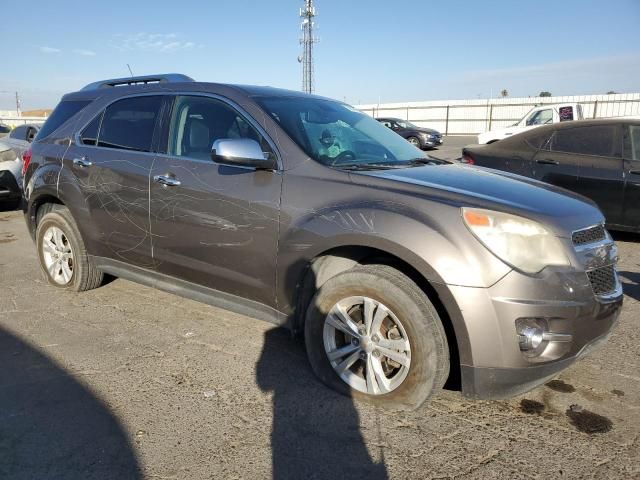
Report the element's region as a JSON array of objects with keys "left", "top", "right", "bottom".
[
  {"left": 606, "top": 91, "right": 617, "bottom": 95},
  {"left": 539, "top": 91, "right": 552, "bottom": 97},
  {"left": 500, "top": 89, "right": 508, "bottom": 98}
]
